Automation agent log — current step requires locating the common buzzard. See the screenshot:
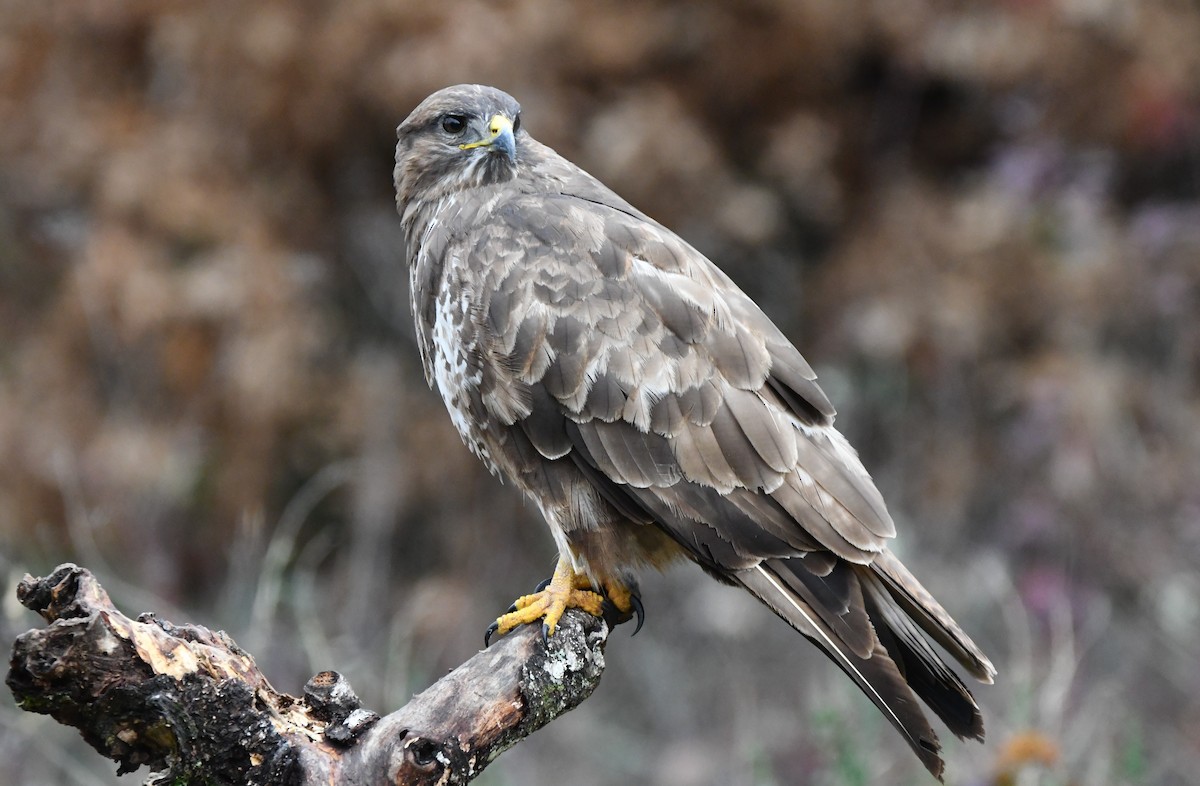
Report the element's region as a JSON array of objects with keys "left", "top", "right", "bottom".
[{"left": 394, "top": 84, "right": 995, "bottom": 779}]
